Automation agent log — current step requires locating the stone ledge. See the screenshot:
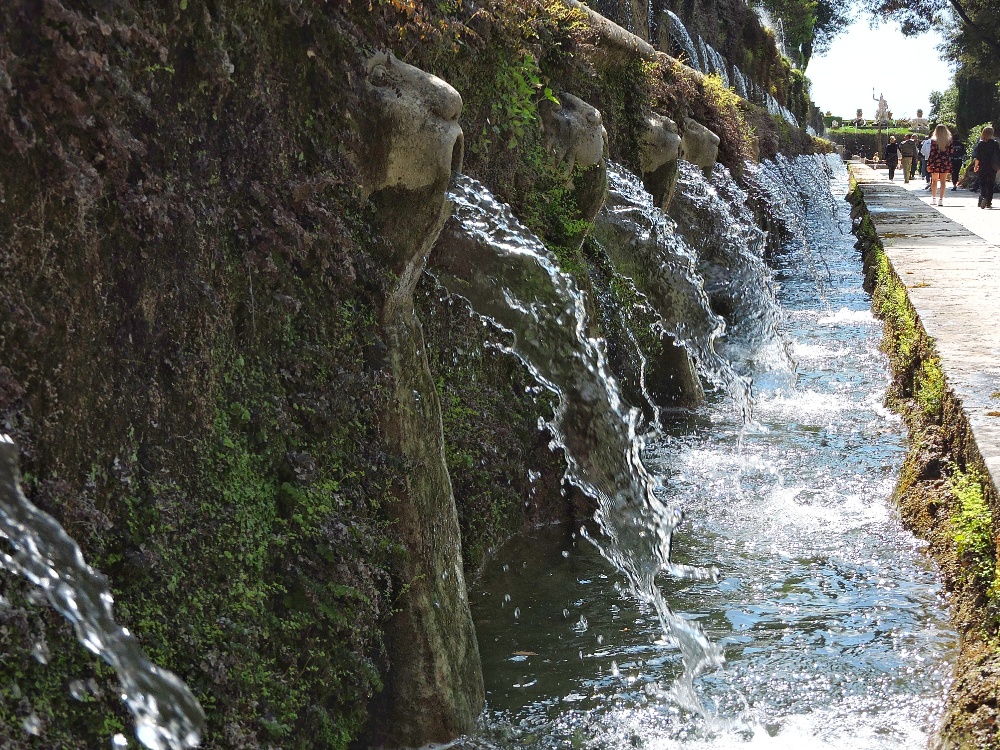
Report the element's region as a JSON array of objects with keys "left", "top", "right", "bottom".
[{"left": 850, "top": 163, "right": 1000, "bottom": 499}]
